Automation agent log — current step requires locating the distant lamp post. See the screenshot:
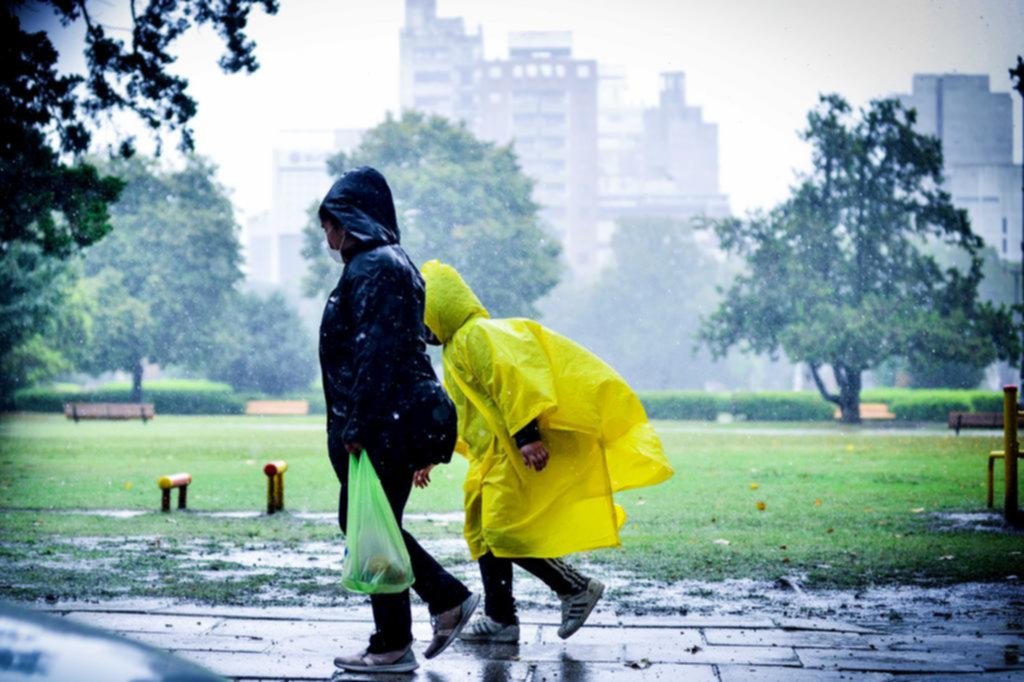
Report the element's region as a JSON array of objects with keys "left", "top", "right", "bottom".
[{"left": 1011, "top": 56, "right": 1024, "bottom": 391}]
